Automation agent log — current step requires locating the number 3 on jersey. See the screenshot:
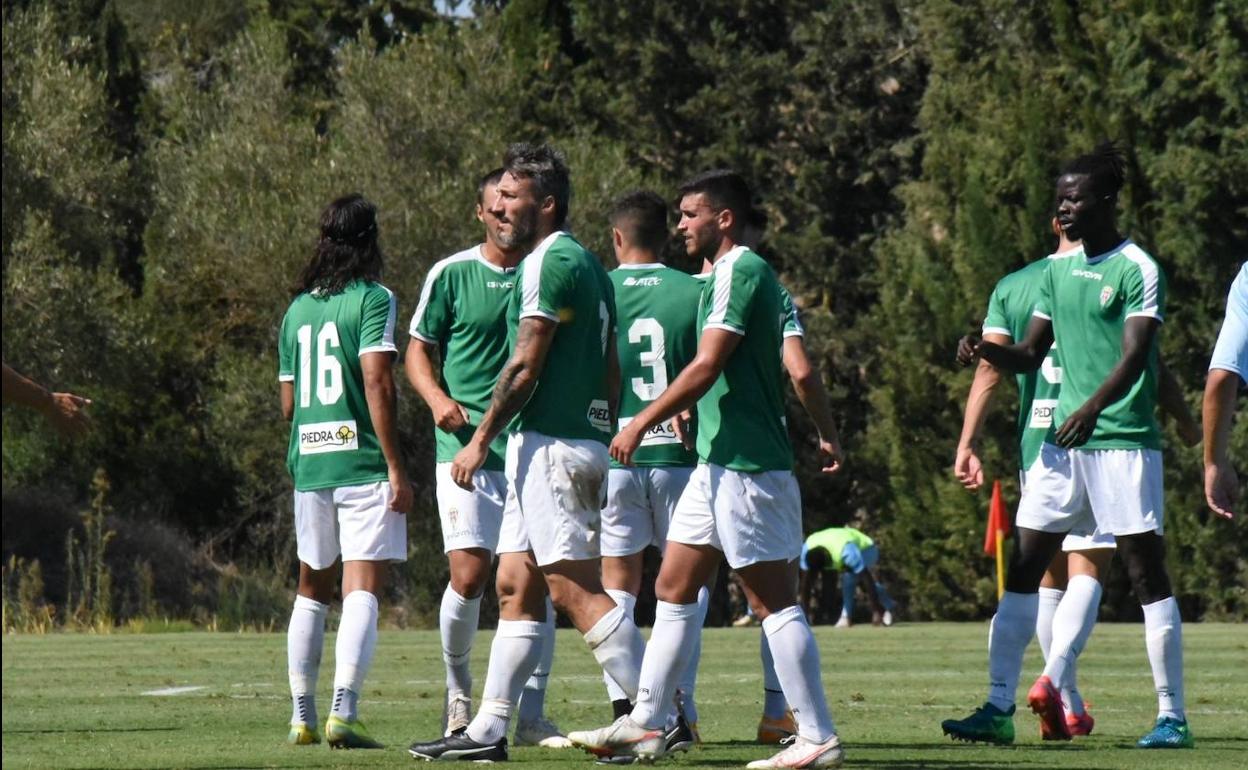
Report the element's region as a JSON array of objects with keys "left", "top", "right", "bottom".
[
  {"left": 628, "top": 317, "right": 668, "bottom": 401},
  {"left": 296, "top": 322, "right": 344, "bottom": 407}
]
